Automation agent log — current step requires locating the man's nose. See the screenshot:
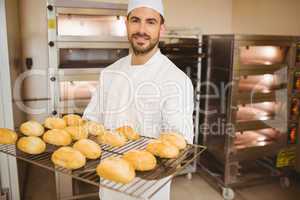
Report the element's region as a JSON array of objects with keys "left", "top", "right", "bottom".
[{"left": 137, "top": 21, "right": 146, "bottom": 33}]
